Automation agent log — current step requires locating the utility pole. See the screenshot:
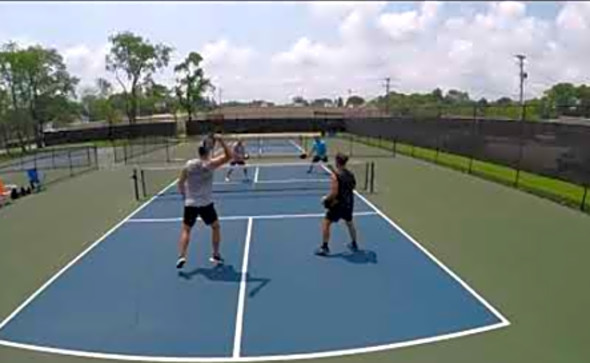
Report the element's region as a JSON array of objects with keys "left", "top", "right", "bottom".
[
  {"left": 384, "top": 77, "right": 391, "bottom": 116},
  {"left": 516, "top": 54, "right": 527, "bottom": 121}
]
